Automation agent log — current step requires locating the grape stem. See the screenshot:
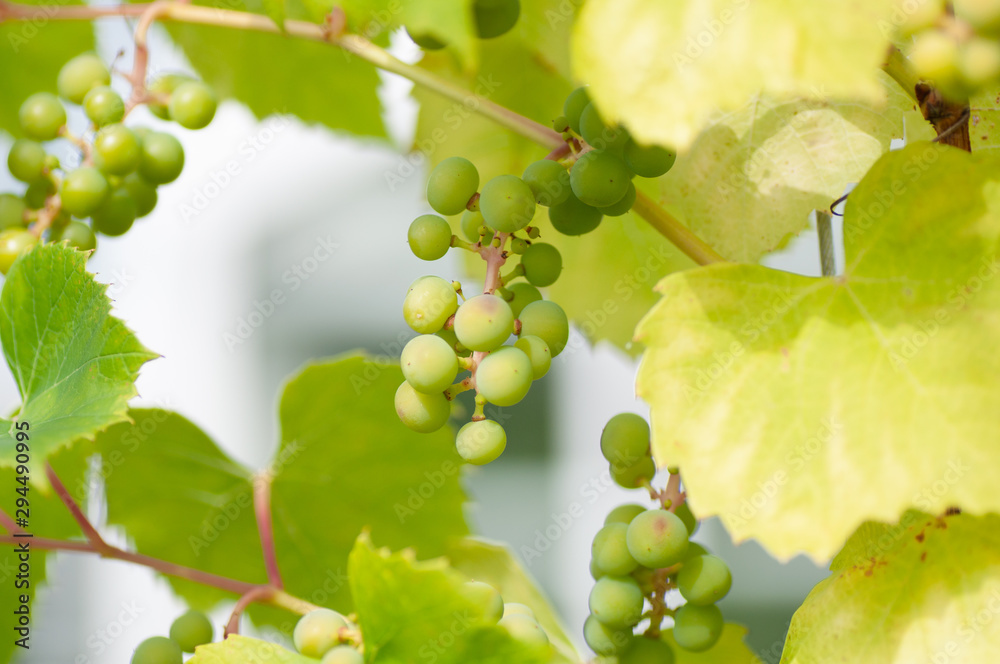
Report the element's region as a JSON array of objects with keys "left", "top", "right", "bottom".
[
  {"left": 29, "top": 195, "right": 62, "bottom": 239},
  {"left": 883, "top": 45, "right": 920, "bottom": 103},
  {"left": 253, "top": 469, "right": 284, "bottom": 589}
]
